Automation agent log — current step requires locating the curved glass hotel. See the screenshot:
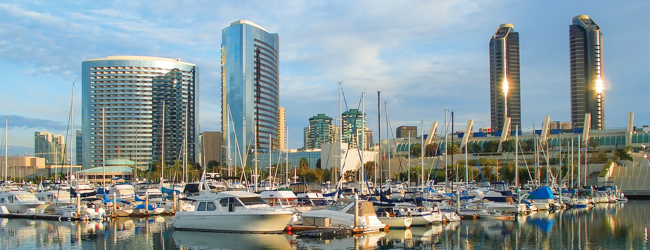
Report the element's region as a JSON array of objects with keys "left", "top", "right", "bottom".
[
  {"left": 222, "top": 20, "right": 279, "bottom": 165},
  {"left": 82, "top": 56, "right": 198, "bottom": 170}
]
